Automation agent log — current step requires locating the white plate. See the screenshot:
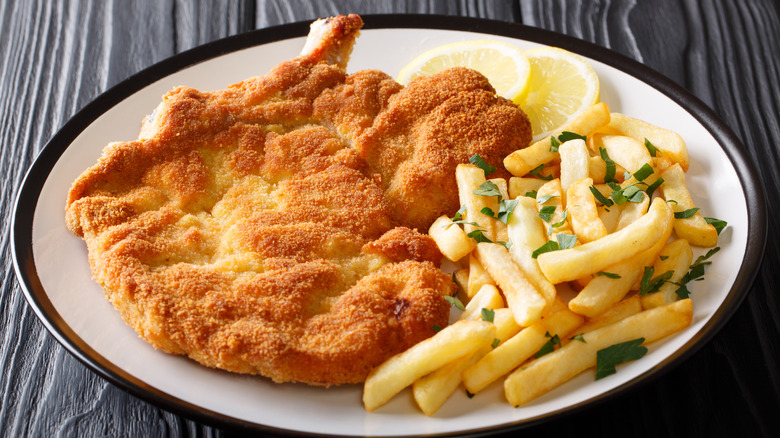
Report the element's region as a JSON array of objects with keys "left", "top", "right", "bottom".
[{"left": 12, "top": 15, "right": 766, "bottom": 437}]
